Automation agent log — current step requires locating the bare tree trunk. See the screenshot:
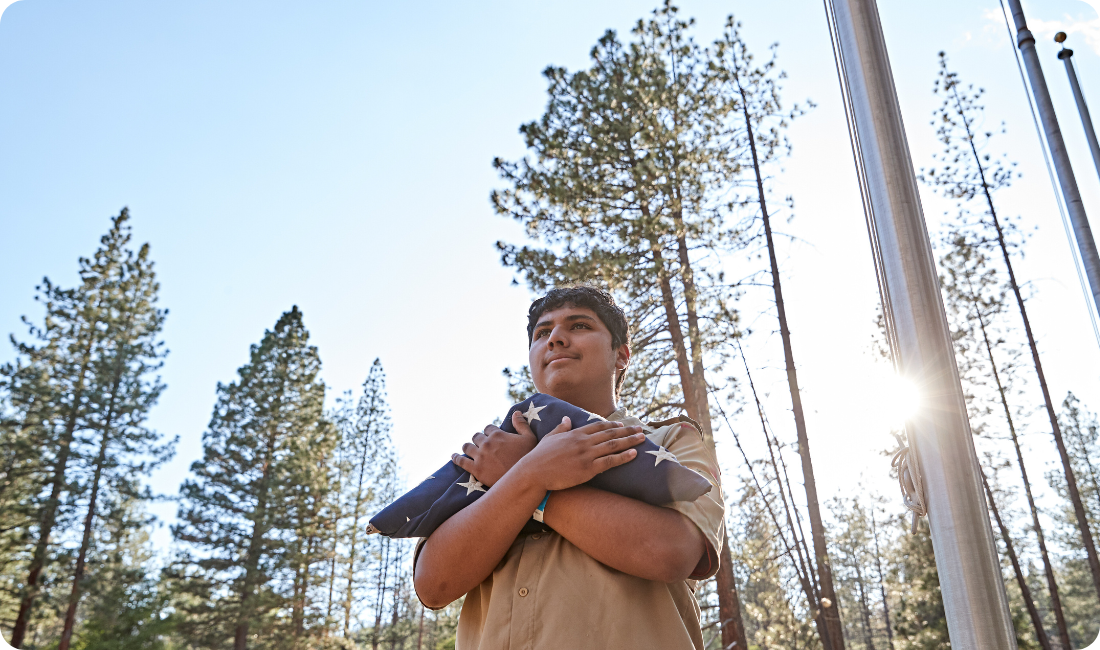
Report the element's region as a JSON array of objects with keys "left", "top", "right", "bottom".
[
  {"left": 851, "top": 553, "right": 878, "bottom": 650},
  {"left": 649, "top": 232, "right": 747, "bottom": 650},
  {"left": 345, "top": 452, "right": 371, "bottom": 636},
  {"left": 969, "top": 281, "right": 1071, "bottom": 649},
  {"left": 729, "top": 343, "right": 833, "bottom": 649},
  {"left": 371, "top": 538, "right": 391, "bottom": 650},
  {"left": 735, "top": 62, "right": 845, "bottom": 650},
  {"left": 416, "top": 605, "right": 425, "bottom": 650},
  {"left": 981, "top": 470, "right": 1052, "bottom": 650},
  {"left": 869, "top": 510, "right": 894, "bottom": 650},
  {"left": 952, "top": 81, "right": 1100, "bottom": 602}
]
